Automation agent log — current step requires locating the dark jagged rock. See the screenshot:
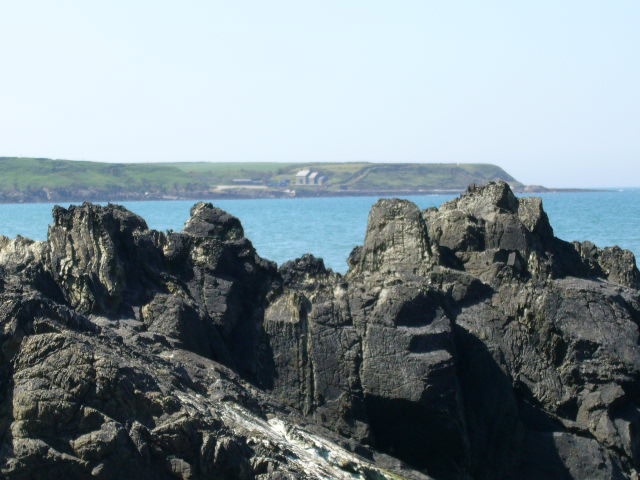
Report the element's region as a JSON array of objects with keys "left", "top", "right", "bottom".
[
  {"left": 354, "top": 198, "right": 432, "bottom": 274},
  {"left": 183, "top": 202, "right": 245, "bottom": 241},
  {"left": 47, "top": 202, "right": 163, "bottom": 316},
  {"left": 279, "top": 254, "right": 333, "bottom": 290},
  {"left": 1, "top": 181, "right": 639, "bottom": 479}
]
